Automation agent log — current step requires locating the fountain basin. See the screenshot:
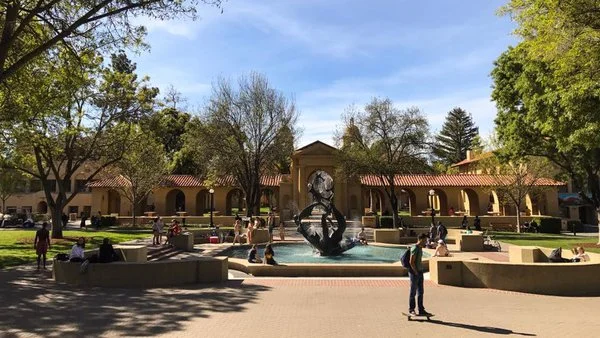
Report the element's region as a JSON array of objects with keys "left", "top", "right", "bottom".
[{"left": 218, "top": 242, "right": 430, "bottom": 277}]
